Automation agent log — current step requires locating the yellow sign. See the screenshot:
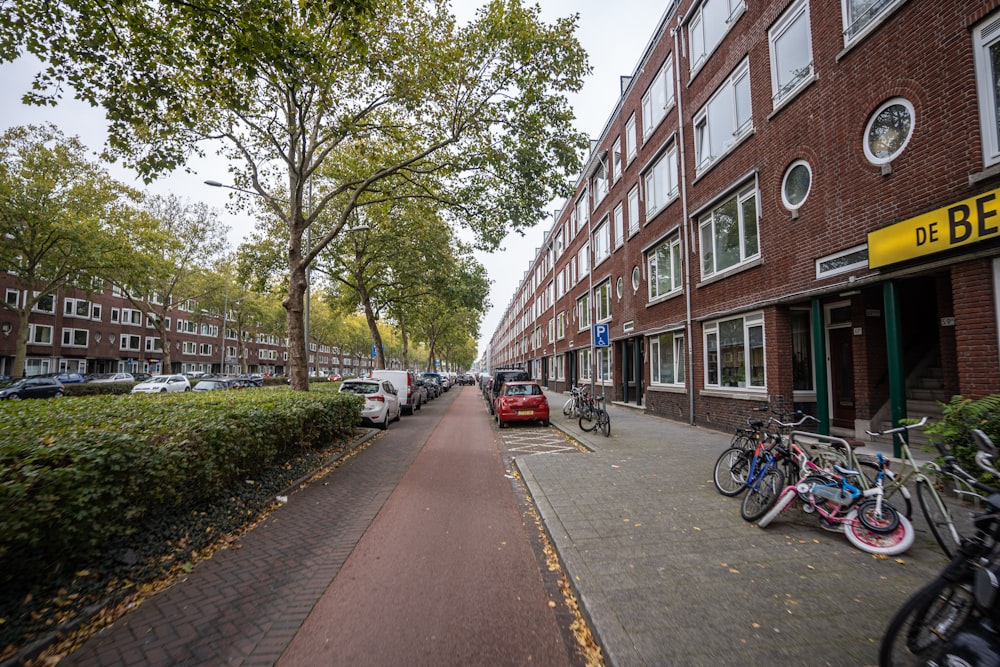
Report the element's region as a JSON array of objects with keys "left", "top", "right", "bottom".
[{"left": 867, "top": 187, "right": 1000, "bottom": 268}]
